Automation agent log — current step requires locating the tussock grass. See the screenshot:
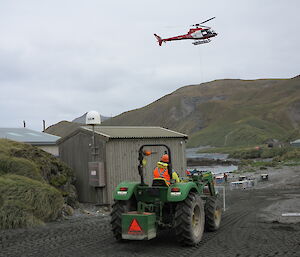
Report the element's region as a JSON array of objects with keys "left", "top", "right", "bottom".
[
  {"left": 274, "top": 148, "right": 300, "bottom": 161},
  {"left": 0, "top": 139, "right": 77, "bottom": 229},
  {"left": 0, "top": 174, "right": 64, "bottom": 229},
  {"left": 228, "top": 147, "right": 296, "bottom": 160},
  {"left": 0, "top": 139, "right": 77, "bottom": 207},
  {"left": 198, "top": 145, "right": 300, "bottom": 161},
  {"left": 8, "top": 142, "right": 74, "bottom": 187},
  {"left": 0, "top": 138, "right": 73, "bottom": 186},
  {"left": 0, "top": 156, "right": 43, "bottom": 181},
  {"left": 199, "top": 145, "right": 300, "bottom": 170},
  {"left": 0, "top": 200, "right": 43, "bottom": 229}
]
